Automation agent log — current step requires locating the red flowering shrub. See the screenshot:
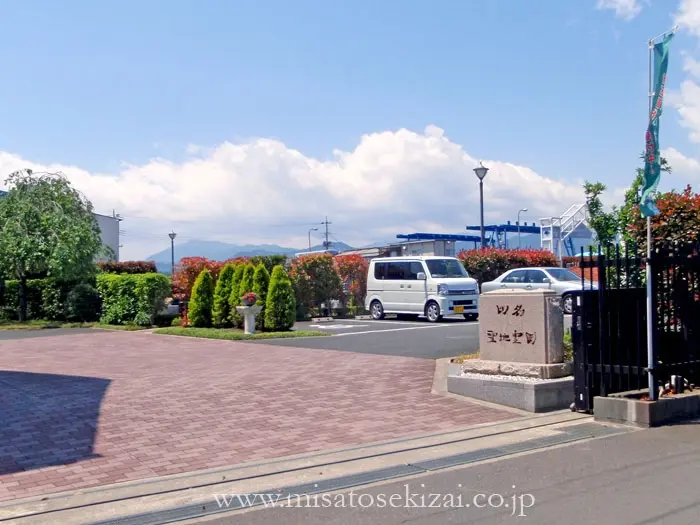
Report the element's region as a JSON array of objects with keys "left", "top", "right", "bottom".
[
  {"left": 457, "top": 248, "right": 559, "bottom": 284},
  {"left": 97, "top": 261, "right": 157, "bottom": 274},
  {"left": 628, "top": 185, "right": 700, "bottom": 253},
  {"left": 334, "top": 254, "right": 369, "bottom": 306},
  {"left": 172, "top": 257, "right": 223, "bottom": 301}
]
